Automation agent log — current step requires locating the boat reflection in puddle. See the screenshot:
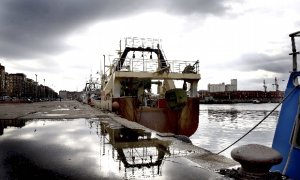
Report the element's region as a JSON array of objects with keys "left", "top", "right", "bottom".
[
  {"left": 100, "top": 121, "right": 171, "bottom": 179},
  {"left": 0, "top": 118, "right": 220, "bottom": 179},
  {"left": 0, "top": 119, "right": 26, "bottom": 135}
]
